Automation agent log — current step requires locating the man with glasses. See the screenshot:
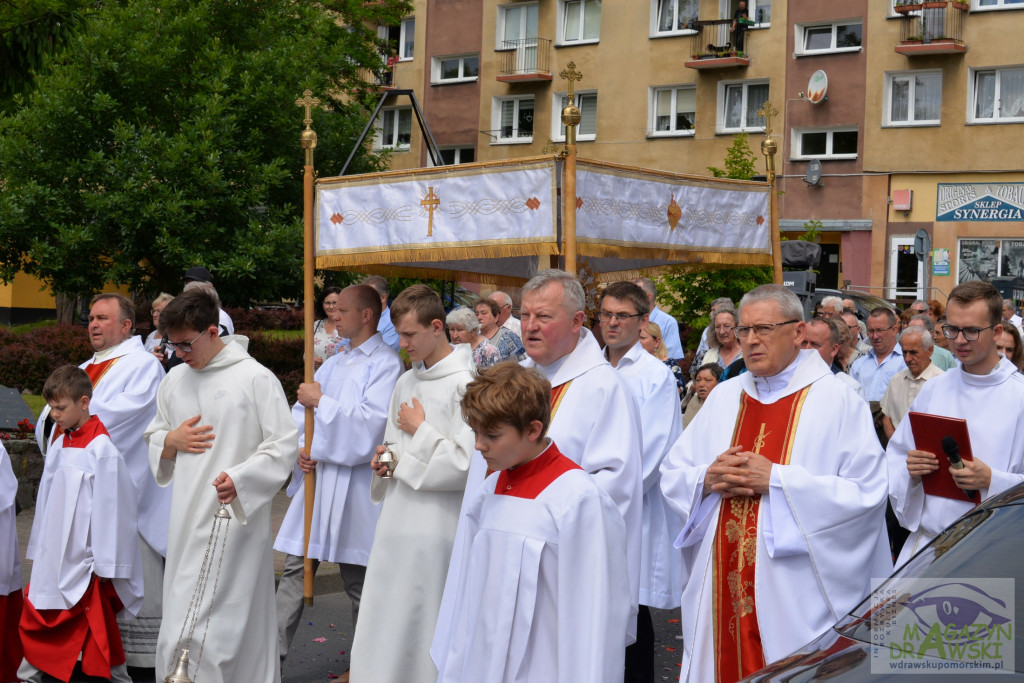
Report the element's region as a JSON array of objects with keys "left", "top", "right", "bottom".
[
  {"left": 887, "top": 281, "right": 1024, "bottom": 567},
  {"left": 599, "top": 282, "right": 682, "bottom": 683},
  {"left": 660, "top": 284, "right": 891, "bottom": 682},
  {"left": 145, "top": 288, "right": 298, "bottom": 681},
  {"left": 849, "top": 307, "right": 907, "bottom": 447},
  {"left": 35, "top": 293, "right": 169, "bottom": 671}
]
